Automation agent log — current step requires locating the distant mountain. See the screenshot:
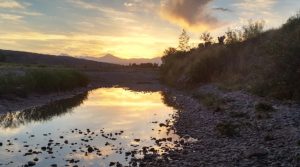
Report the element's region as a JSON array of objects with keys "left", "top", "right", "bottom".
[
  {"left": 80, "top": 54, "right": 162, "bottom": 65},
  {"left": 0, "top": 49, "right": 119, "bottom": 70}
]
